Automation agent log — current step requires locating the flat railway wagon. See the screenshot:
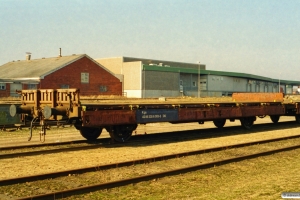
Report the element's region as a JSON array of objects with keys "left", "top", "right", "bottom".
[{"left": 9, "top": 89, "right": 300, "bottom": 142}]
